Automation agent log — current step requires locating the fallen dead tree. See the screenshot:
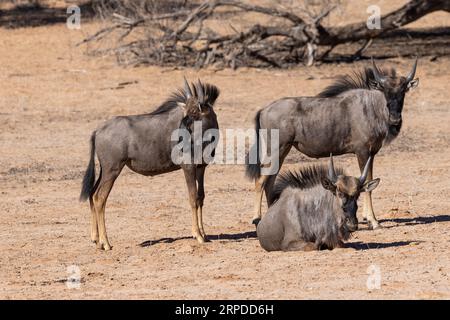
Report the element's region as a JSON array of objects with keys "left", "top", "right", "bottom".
[{"left": 80, "top": 0, "right": 450, "bottom": 68}]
